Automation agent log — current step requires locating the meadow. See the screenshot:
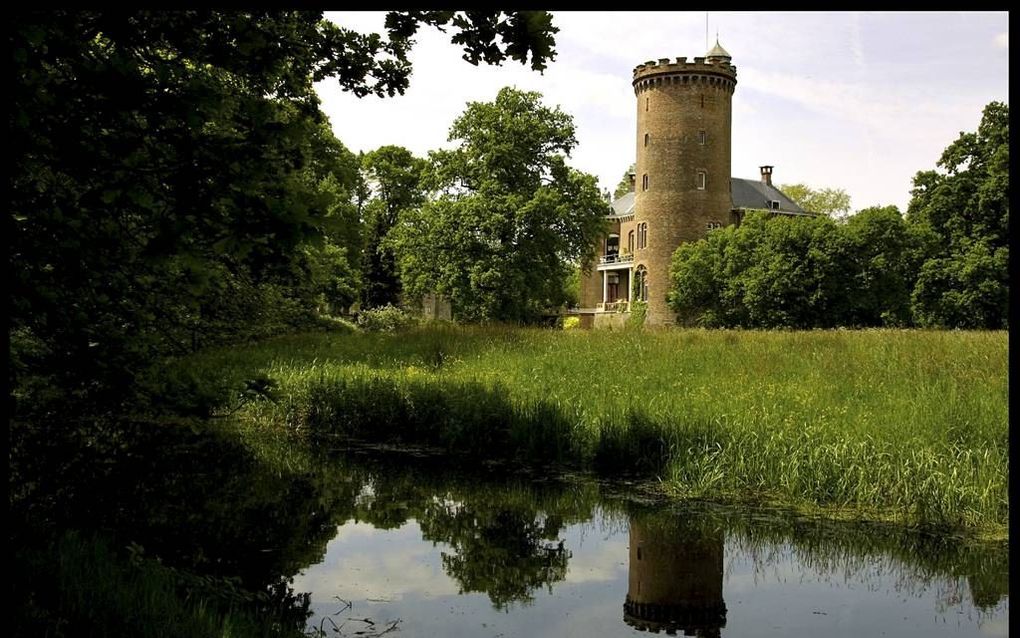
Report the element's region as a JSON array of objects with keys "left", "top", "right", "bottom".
[{"left": 177, "top": 325, "right": 1008, "bottom": 535}]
